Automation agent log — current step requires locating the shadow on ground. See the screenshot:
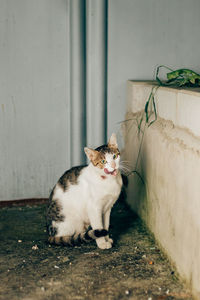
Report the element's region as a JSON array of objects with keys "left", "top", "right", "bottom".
[{"left": 0, "top": 196, "right": 192, "bottom": 300}]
